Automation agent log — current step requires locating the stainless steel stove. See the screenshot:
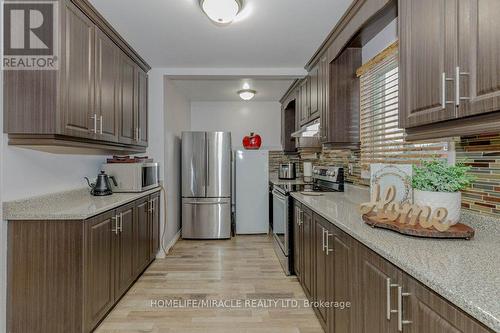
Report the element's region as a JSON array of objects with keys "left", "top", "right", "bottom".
[{"left": 271, "top": 166, "right": 344, "bottom": 275}]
